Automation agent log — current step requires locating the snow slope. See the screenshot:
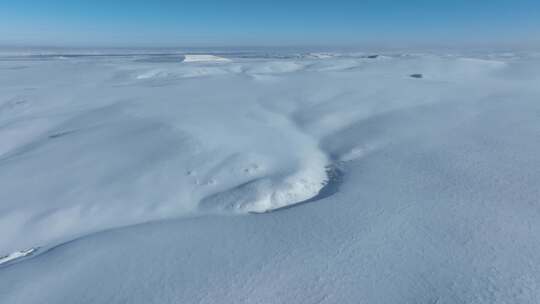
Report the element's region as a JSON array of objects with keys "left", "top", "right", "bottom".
[{"left": 1, "top": 50, "right": 540, "bottom": 303}]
